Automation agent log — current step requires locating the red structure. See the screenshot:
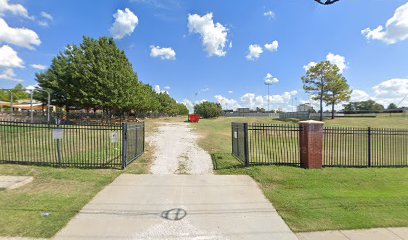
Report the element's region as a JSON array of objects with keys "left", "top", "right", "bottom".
[
  {"left": 299, "top": 120, "right": 324, "bottom": 169},
  {"left": 188, "top": 114, "right": 200, "bottom": 123}
]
